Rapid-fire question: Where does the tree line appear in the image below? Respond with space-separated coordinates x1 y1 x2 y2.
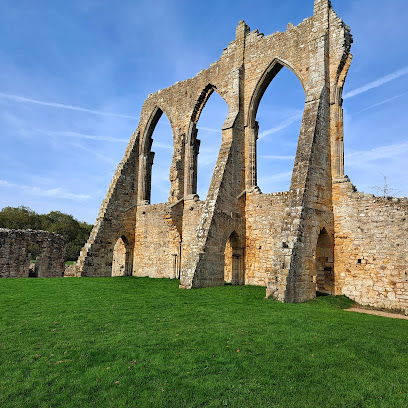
0 206 93 261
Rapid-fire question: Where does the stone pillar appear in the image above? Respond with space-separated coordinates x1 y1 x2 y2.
138 149 155 205
145 151 155 204
331 85 345 178
185 124 200 198
245 122 259 190
184 123 197 199
191 137 200 196
137 154 147 205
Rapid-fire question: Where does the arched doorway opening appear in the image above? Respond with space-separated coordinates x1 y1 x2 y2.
112 236 132 277
224 231 244 285
312 228 334 295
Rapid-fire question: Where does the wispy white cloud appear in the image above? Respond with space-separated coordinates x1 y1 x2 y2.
152 142 173 150
346 141 408 167
199 127 221 133
0 180 91 201
198 156 217 167
0 92 138 119
343 67 408 99
258 171 292 184
258 155 295 160
37 129 129 143
357 92 408 114
258 112 303 139
70 142 118 166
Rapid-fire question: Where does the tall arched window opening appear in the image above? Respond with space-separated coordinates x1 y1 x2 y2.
195 90 229 199
255 66 305 193
148 111 174 204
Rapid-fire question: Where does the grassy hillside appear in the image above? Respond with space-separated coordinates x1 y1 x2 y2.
0 277 407 407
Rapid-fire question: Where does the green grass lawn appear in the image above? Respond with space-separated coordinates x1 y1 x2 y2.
0 277 407 408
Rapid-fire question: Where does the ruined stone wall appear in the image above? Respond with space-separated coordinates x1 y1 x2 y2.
245 192 292 286
133 203 177 278
112 237 128 277
64 263 78 277
0 229 65 278
180 200 204 274
333 179 408 311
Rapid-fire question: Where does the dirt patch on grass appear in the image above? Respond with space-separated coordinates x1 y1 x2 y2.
346 306 408 320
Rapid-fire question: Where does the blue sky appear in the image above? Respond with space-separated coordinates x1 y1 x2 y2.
0 0 407 224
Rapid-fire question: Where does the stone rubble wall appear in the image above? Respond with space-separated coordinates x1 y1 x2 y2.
133 203 177 278
64 263 78 277
0 229 65 278
333 180 408 311
245 192 292 286
112 237 128 277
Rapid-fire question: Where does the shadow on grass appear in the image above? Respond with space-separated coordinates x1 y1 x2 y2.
306 294 356 310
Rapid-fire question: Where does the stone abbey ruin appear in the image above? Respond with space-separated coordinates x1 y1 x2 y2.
72 0 408 310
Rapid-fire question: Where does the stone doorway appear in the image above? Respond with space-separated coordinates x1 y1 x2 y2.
312 228 334 295
28 243 39 278
224 231 244 285
112 236 132 277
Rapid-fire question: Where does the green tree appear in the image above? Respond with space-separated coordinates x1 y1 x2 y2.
0 206 42 230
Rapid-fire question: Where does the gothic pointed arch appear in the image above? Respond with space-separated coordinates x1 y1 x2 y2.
112 235 133 277
138 106 175 204
245 58 306 192
224 230 245 285
310 227 334 296
184 84 229 198
247 58 306 129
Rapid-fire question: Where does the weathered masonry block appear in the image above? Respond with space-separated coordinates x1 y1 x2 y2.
0 229 65 278
77 0 408 311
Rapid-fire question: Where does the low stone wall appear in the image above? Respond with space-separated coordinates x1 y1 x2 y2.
0 229 65 278
333 180 408 311
64 263 80 277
